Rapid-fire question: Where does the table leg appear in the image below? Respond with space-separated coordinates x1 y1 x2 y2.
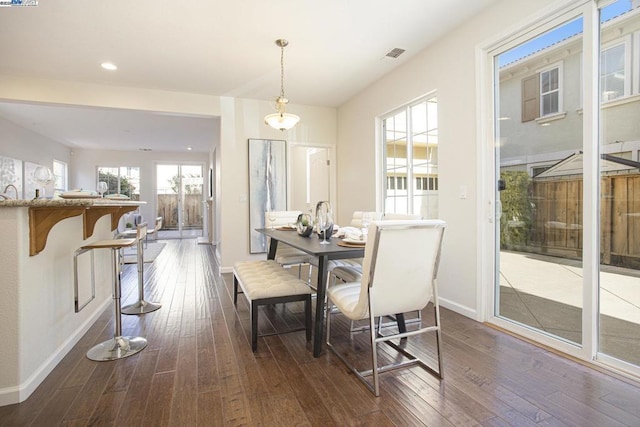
396 313 407 334
313 255 329 357
267 238 278 260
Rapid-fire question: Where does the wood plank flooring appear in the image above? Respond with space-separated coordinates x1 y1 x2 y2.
1 239 639 426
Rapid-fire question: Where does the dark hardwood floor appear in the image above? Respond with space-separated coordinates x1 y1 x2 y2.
1 239 639 426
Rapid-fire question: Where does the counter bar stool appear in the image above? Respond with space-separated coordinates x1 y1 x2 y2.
121 223 161 315
81 237 147 361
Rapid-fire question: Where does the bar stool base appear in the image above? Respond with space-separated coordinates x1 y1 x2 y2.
121 300 162 315
87 336 147 361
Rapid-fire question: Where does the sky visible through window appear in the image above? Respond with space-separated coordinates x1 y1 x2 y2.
498 0 632 67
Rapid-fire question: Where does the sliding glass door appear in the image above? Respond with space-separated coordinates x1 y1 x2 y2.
598 0 640 370
494 15 585 345
490 0 640 377
156 164 204 238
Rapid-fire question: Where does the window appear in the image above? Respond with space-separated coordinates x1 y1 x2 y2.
52 160 67 191
601 38 629 101
520 63 563 121
97 166 140 200
416 176 438 190
540 65 560 116
382 94 438 218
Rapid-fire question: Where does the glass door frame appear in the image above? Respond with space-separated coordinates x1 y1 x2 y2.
478 0 600 365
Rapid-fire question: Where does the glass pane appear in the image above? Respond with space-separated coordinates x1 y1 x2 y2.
601 44 625 100
599 0 640 368
181 165 203 232
384 111 408 214
98 167 119 195
157 164 180 231
411 96 438 218
119 166 140 200
495 16 583 344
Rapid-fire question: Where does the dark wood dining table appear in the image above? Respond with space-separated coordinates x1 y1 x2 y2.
256 227 365 357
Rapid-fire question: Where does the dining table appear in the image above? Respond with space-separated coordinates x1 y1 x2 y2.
256 227 366 357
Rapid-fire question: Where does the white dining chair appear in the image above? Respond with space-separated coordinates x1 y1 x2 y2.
265 211 318 283
382 212 422 220
327 211 382 281
325 219 446 396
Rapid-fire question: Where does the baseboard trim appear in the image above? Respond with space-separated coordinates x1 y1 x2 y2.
439 297 477 320
0 297 111 407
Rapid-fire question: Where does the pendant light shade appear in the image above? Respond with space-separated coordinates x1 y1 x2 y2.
265 39 300 131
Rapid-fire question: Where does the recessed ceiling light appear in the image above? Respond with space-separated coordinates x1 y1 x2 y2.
101 62 117 71
187 146 192 151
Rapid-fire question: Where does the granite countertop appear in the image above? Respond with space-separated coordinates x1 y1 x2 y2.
0 198 145 208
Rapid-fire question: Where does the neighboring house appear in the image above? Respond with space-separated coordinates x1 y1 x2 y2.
499 6 640 176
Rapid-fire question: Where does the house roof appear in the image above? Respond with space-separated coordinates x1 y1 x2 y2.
534 152 640 180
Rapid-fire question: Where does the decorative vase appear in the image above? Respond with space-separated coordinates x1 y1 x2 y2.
296 213 314 237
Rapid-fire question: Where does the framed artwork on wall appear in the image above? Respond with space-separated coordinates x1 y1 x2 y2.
0 156 23 198
248 138 287 253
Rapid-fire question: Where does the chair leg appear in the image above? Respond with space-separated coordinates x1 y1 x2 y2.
251 301 258 351
370 313 380 397
305 295 312 342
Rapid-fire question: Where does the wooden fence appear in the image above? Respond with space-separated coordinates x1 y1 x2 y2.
157 194 203 230
509 175 640 268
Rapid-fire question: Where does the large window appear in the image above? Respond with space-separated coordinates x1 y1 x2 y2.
381 95 438 219
97 166 140 200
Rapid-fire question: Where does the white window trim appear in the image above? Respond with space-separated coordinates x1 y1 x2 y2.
633 31 640 95
600 34 631 101
538 61 564 117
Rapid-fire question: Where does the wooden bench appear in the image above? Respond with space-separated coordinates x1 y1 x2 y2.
233 260 312 351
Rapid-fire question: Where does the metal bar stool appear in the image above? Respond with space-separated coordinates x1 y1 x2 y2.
121 222 161 315
80 237 147 361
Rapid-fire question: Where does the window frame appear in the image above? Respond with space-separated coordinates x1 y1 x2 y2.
538 62 563 117
97 166 141 200
380 93 438 217
600 35 631 101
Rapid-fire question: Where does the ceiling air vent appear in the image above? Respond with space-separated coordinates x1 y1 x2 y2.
385 48 406 59
139 148 152 151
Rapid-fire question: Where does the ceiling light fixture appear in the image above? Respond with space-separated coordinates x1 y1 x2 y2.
264 39 300 131
101 62 117 71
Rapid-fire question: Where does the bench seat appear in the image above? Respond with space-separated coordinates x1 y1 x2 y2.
233 260 312 351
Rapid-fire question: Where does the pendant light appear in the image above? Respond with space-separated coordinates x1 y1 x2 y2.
264 39 300 131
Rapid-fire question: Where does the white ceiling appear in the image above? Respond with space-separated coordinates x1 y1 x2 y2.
0 0 499 153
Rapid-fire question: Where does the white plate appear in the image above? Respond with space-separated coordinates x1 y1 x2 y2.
104 194 130 200
343 237 366 245
60 193 100 199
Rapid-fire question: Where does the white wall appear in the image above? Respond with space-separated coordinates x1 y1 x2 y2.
0 115 72 185
0 77 337 273
218 97 336 269
336 0 559 318
70 148 209 224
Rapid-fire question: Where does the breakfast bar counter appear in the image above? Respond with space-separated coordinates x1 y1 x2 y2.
0 199 144 405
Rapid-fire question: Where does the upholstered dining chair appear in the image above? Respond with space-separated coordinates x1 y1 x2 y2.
327 211 382 282
325 219 446 396
264 211 318 283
